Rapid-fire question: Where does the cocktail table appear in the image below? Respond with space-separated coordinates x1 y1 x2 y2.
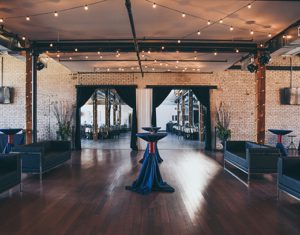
268 129 292 156
140 127 163 163
126 132 175 194
0 128 23 153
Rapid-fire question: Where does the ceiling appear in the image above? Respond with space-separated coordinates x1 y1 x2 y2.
1 0 300 73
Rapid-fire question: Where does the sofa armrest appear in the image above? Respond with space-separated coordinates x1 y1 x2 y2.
247 148 280 169
279 157 300 175
50 141 71 152
0 153 21 172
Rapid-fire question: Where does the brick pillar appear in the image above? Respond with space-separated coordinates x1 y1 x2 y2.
25 51 32 144
255 50 266 144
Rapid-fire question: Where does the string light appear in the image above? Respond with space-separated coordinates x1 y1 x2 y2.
97 51 101 54
219 19 223 24
214 51 218 56
0 18 3 23
84 5 89 11
194 56 197 60
247 4 252 9
69 57 72 60
56 53 60 58
75 48 78 52
161 46 165 50
235 48 239 53
268 33 272 38
152 3 156 8
197 30 201 35
50 43 53 47
207 20 211 25
177 40 181 44
230 26 234 31
250 30 254 35
26 16 30 21
54 11 59 17
22 36 26 40
100 55 103 59
182 13 186 18
85 56 89 59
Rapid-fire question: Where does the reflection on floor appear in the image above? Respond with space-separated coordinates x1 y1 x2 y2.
81 132 204 150
1 149 300 235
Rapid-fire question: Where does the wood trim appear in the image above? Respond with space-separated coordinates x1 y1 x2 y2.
255 51 266 144
25 51 32 144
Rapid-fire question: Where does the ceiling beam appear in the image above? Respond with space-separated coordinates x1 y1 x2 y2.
30 39 257 54
59 59 228 63
124 0 143 77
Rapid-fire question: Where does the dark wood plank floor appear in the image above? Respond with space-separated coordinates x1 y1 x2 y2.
1 149 300 235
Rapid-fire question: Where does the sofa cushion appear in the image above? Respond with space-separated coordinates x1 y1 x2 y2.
230 151 246 159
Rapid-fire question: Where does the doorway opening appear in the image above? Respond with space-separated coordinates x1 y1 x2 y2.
156 89 208 149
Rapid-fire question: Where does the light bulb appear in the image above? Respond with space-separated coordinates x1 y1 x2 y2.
250 30 254 35
247 4 252 9
26 16 30 21
50 43 53 47
219 19 223 23
235 49 239 53
197 30 201 35
0 18 3 23
182 13 186 18
84 5 89 11
152 3 156 8
268 33 272 38
75 48 78 52
194 56 197 60
207 20 211 25
85 56 89 59
97 51 100 54
161 46 165 50
69 57 72 60
54 11 58 17
214 51 217 56
22 36 26 40
230 26 234 31
178 40 181 44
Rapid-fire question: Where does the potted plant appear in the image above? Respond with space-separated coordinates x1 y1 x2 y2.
216 102 231 148
52 102 74 141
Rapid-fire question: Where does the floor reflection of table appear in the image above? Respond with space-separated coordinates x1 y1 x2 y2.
0 128 23 153
268 129 292 156
126 132 175 194
140 127 163 164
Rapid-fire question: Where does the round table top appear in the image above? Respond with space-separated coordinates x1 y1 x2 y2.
268 129 292 136
137 132 167 142
142 127 161 133
0 128 23 135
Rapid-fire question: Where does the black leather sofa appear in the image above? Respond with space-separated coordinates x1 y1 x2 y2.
224 141 280 186
278 157 300 200
13 141 71 180
0 153 21 193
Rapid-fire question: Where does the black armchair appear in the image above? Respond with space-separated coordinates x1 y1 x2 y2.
224 141 280 186
278 157 300 200
13 141 71 181
0 153 21 193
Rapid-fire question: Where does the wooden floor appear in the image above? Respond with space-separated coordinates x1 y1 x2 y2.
1 149 300 235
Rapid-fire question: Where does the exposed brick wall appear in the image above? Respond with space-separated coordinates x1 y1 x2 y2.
1 53 300 148
265 56 300 147
0 54 76 141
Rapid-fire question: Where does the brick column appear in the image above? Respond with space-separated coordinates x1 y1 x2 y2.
255 50 266 144
181 93 185 126
25 51 32 144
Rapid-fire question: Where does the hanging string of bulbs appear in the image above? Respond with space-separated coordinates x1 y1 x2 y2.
0 0 109 23
147 0 273 41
